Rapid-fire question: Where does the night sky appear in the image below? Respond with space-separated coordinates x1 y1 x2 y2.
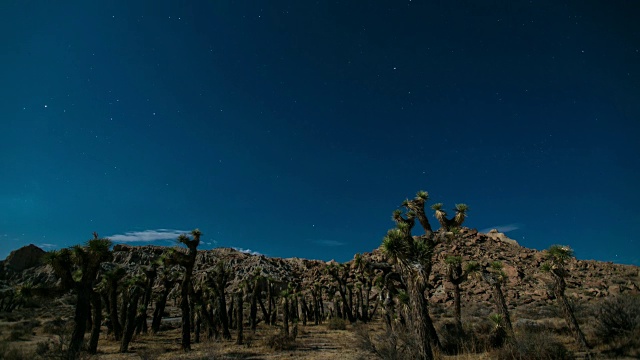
1 1 639 264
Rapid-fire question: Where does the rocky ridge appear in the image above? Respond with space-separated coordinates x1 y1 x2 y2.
1 229 638 320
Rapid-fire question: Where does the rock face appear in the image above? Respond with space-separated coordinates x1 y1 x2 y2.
3 244 46 272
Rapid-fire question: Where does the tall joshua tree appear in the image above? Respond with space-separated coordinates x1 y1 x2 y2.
212 261 232 340
444 256 472 330
166 229 201 351
136 262 158 334
430 203 468 231
468 261 514 338
102 266 126 340
236 288 244 345
541 245 590 349
119 275 145 353
46 233 112 359
151 267 179 334
382 190 453 359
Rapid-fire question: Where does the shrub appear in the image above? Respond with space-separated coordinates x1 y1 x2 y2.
595 294 640 357
327 317 347 330
265 332 297 351
492 331 574 360
438 321 488 355
42 317 66 334
7 320 40 341
0 341 30 360
595 293 640 341
354 324 422 360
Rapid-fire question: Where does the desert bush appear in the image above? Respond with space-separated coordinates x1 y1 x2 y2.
595 293 640 357
438 321 489 355
0 341 31 360
7 319 40 341
354 324 422 360
137 346 165 360
514 318 544 333
42 317 66 334
265 331 297 351
327 317 347 330
36 320 73 360
491 331 574 360
595 293 640 341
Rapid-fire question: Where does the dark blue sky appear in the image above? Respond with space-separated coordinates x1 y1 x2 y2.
1 1 639 264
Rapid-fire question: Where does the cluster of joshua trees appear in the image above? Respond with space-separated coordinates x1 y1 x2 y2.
38 190 588 360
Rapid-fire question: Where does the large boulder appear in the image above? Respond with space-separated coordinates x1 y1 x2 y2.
3 244 46 272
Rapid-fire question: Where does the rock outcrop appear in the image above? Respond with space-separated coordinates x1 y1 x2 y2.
3 244 46 272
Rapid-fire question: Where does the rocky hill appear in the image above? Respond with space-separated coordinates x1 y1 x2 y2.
2 228 638 318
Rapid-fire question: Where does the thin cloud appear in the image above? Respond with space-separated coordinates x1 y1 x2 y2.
37 243 58 250
108 229 190 242
480 223 522 234
312 239 345 247
232 247 262 256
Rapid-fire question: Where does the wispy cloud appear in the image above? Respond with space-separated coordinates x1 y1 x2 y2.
37 243 58 250
312 239 345 247
480 223 522 234
108 229 190 243
232 247 262 256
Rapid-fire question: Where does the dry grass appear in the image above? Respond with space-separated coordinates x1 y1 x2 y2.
1 294 639 360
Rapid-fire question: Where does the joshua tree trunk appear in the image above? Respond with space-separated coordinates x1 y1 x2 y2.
227 296 235 329
250 283 258 331
236 291 244 345
119 290 129 335
180 277 192 350
453 283 461 329
136 267 156 335
120 287 142 353
300 295 309 325
282 296 290 336
490 282 514 338
109 284 123 340
258 296 269 326
383 292 394 332
88 290 102 354
552 271 589 349
151 280 172 334
194 312 201 343
406 270 434 360
69 287 91 360
219 291 232 339
267 281 273 325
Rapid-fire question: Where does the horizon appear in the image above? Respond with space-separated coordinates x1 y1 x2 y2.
0 225 634 266
1 1 638 265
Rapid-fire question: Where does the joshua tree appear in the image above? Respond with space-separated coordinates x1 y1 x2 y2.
46 233 112 359
102 266 126 340
354 253 377 322
211 261 232 340
326 264 356 323
281 288 291 336
135 262 158 334
236 289 244 345
119 276 145 353
430 203 468 231
444 256 472 330
165 229 201 351
249 274 261 331
382 190 452 359
468 261 514 338
151 267 179 334
541 245 590 349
